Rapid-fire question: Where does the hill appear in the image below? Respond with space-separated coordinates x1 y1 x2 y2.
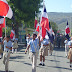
48 12 72 33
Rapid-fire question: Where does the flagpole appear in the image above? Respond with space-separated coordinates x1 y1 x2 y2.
43 0 45 5
70 17 71 35
35 11 36 32
5 18 6 38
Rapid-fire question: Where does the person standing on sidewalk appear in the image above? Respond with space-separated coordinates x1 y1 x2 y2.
12 36 18 53
25 34 40 72
49 42 54 56
26 34 32 53
64 38 69 57
39 38 49 66
3 36 12 72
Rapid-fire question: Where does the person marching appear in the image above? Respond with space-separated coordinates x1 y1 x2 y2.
3 36 12 72
25 34 40 72
26 34 32 57
39 38 49 66
68 36 72 67
12 36 18 53
64 38 69 57
0 38 3 59
49 42 54 56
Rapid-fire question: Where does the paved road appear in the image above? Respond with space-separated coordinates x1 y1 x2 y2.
0 46 72 72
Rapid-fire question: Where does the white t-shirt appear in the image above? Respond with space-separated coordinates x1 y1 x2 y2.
41 39 49 47
64 40 68 45
4 40 13 51
26 37 32 45
68 40 72 46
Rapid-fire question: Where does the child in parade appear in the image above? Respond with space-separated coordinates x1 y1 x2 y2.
64 38 69 57
26 34 32 58
25 34 40 72
68 37 72 67
39 38 49 66
3 36 12 72
12 36 18 53
49 42 54 56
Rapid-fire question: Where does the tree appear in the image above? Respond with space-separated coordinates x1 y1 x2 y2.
6 0 43 35
50 21 58 34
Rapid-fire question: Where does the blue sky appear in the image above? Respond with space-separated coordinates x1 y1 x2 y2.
40 0 72 13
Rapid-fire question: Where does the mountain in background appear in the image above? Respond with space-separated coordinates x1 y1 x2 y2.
48 12 72 33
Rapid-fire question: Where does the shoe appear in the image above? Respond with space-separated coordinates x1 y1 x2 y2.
0 55 2 59
5 70 8 72
39 63 42 65
70 65 72 67
42 63 45 66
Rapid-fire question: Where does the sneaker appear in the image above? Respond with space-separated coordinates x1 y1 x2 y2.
39 63 42 65
0 55 2 59
70 65 72 67
42 63 45 66
5 70 8 72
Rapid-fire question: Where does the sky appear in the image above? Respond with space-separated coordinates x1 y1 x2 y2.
40 0 72 13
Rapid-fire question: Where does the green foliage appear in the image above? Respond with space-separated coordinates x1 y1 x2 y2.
50 21 58 34
6 0 43 35
2 27 11 37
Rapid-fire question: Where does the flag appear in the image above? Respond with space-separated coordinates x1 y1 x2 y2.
57 30 61 33
10 30 15 40
40 4 49 30
65 21 70 35
0 26 2 38
46 22 54 44
0 23 2 38
0 0 13 19
38 26 46 39
36 23 40 32
38 4 49 39
0 16 4 38
0 16 5 28
0 16 4 24
34 16 38 28
65 21 70 40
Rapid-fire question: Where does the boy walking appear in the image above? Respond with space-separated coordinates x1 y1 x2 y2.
25 34 40 72
3 36 12 72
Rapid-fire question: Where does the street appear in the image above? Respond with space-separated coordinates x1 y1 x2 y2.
0 46 72 72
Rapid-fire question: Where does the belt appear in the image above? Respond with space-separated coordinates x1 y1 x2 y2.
32 52 36 53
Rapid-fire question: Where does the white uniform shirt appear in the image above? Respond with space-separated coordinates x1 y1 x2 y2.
64 40 68 45
29 39 39 52
68 40 72 46
41 39 49 47
26 37 32 45
4 40 12 51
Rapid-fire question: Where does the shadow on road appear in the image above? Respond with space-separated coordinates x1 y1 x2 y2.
47 66 72 71
54 47 65 52
10 56 24 59
24 62 32 66
0 71 14 72
48 60 60 62
52 55 66 58
10 59 25 63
